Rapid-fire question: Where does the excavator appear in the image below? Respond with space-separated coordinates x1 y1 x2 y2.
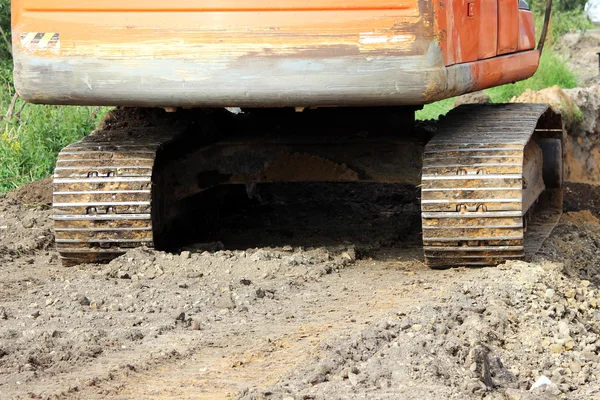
11 0 564 267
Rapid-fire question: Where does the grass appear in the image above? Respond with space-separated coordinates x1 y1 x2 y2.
0 59 109 192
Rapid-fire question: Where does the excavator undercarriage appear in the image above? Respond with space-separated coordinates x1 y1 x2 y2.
53 104 564 267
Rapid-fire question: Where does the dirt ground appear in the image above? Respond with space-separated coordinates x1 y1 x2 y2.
1 176 600 400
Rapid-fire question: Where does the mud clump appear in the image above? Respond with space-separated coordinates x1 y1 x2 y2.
7 176 53 205
0 180 54 260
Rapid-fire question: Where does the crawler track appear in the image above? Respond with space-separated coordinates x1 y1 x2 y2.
52 108 192 265
421 104 563 267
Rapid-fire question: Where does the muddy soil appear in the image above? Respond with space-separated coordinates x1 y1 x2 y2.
1 177 600 400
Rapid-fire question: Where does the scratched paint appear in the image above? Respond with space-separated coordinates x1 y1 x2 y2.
11 0 541 108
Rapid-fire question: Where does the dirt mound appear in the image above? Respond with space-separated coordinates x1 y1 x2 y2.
243 258 600 400
0 194 54 261
511 85 600 184
511 85 581 129
454 91 490 107
7 176 53 205
559 31 600 85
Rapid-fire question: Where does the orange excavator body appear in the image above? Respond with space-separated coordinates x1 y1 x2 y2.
12 0 538 107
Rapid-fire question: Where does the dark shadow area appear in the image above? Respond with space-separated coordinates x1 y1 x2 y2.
162 182 422 255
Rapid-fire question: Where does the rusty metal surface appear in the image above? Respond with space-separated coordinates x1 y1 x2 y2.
421 104 563 267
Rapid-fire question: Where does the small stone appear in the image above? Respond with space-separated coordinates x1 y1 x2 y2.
558 321 570 338
175 312 186 322
565 289 576 299
178 283 189 289
549 344 563 354
215 295 235 310
530 375 552 391
240 279 252 286
545 289 556 300
30 311 40 319
564 340 575 350
570 363 582 374
77 295 90 306
282 245 293 252
256 288 266 299
89 302 98 310
412 324 423 332
191 320 201 331
582 280 591 288
504 388 523 400
181 251 191 259
348 372 360 386
282 397 294 400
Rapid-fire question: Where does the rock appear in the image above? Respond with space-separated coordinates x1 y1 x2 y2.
348 371 360 387
30 311 40 319
549 344 564 353
215 295 235 310
412 324 423 332
530 375 552 391
341 248 356 262
282 245 293 252
77 295 90 306
564 340 575 351
545 289 556 300
191 320 201 331
503 388 524 400
180 251 191 259
558 321 571 338
256 288 266 299
175 312 186 322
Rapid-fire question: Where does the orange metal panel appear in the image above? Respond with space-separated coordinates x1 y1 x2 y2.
478 0 498 59
468 49 538 91
437 0 499 67
497 0 519 54
19 0 417 11
443 0 480 64
12 0 426 59
518 9 535 51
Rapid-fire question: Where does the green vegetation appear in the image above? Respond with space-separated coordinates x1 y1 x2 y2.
0 1 107 192
416 0 589 121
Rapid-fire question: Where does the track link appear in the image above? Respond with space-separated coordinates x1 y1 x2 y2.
421 103 563 267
